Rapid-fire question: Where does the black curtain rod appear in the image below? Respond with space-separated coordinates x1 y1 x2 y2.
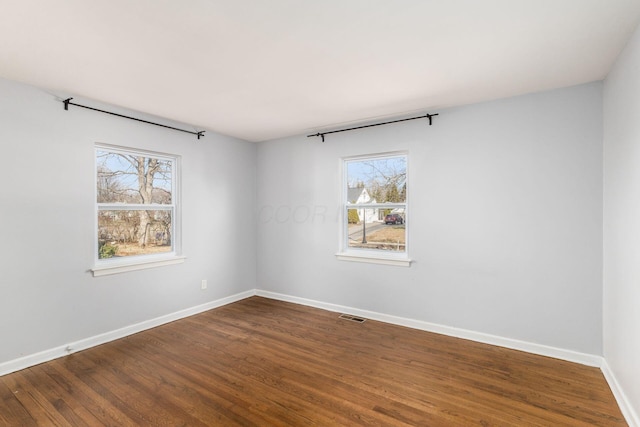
62 98 205 140
307 112 438 142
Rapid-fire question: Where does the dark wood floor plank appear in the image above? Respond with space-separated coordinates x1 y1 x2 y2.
21 366 103 426
98 339 260 426
136 326 365 426
2 371 72 426
0 296 627 426
71 347 207 427
232 324 561 426
0 377 38 426
41 362 139 427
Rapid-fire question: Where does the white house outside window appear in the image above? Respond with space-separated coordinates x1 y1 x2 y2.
338 152 410 267
92 144 183 276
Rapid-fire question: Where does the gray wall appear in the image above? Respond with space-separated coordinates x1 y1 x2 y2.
604 22 640 421
0 77 257 364
257 83 604 355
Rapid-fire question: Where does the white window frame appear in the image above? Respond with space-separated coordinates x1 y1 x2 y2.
91 143 184 276
336 151 411 267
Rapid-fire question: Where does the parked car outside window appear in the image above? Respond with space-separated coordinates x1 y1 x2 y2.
384 213 404 225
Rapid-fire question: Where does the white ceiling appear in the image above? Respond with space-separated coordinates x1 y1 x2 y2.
1 1 640 142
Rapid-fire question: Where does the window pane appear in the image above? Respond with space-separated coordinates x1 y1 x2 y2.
97 151 172 204
347 208 406 252
98 210 172 258
344 154 407 254
346 156 406 204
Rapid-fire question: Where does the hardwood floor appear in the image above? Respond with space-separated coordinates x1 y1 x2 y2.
0 296 626 426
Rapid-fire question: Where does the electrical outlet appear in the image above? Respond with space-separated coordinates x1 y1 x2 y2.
201 279 207 290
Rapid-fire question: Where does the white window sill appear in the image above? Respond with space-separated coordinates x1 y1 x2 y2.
335 252 412 267
91 255 186 277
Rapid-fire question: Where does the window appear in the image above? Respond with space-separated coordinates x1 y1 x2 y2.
92 144 183 276
338 152 410 266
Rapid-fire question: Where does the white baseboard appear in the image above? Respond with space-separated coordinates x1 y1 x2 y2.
0 289 255 377
0 289 602 376
2 288 633 427
255 290 604 367
601 360 640 427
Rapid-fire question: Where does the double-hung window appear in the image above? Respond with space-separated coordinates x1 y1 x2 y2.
92 144 183 276
337 152 410 266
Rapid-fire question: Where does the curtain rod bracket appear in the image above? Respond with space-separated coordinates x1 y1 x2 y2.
61 98 205 140
307 112 438 142
309 132 325 142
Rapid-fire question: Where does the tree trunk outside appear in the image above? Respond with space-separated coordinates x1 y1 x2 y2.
138 211 152 247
